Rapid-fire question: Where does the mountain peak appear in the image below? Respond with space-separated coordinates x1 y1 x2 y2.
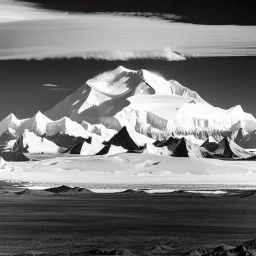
114 65 135 73
5 113 17 121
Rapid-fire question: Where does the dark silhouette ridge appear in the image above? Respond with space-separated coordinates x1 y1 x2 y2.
85 248 135 255
127 144 146 154
96 144 111 156
65 141 84 155
167 138 189 157
119 189 149 197
201 138 220 152
233 128 256 149
12 135 29 153
153 140 163 147
163 136 176 147
0 129 18 151
45 185 93 194
152 139 166 148
201 137 256 160
45 132 91 148
0 152 30 162
213 138 236 158
103 126 141 151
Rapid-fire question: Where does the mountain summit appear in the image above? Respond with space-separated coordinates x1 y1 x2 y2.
45 66 207 120
43 66 256 141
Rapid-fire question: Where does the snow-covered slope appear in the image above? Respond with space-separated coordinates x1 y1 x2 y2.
81 121 117 141
45 117 90 138
80 137 104 156
168 104 256 136
143 143 170 156
13 130 61 154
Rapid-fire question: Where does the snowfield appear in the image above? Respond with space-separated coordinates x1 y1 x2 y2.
1 153 256 186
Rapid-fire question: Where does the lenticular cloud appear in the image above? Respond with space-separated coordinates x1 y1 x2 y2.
0 46 186 61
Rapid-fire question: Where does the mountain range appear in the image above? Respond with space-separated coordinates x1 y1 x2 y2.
0 66 256 160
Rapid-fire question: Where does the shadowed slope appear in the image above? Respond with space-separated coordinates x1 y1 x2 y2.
45 132 91 148
103 126 141 151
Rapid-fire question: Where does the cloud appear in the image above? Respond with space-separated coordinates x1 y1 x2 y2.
41 84 73 91
49 87 73 91
42 84 59 87
0 0 70 23
0 10 255 60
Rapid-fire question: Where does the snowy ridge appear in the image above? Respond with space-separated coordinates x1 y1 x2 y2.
81 121 117 141
0 112 52 137
0 113 18 136
45 117 90 138
166 104 256 139
168 80 207 104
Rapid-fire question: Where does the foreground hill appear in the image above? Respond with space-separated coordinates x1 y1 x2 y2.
1 183 256 255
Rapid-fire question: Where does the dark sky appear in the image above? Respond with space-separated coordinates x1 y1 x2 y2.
16 0 256 25
0 57 255 119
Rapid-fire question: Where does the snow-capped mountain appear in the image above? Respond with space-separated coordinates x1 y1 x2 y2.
43 66 256 141
1 65 256 154
45 66 207 121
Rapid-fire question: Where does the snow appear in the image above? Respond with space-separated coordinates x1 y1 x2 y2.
143 143 170 156
44 66 207 122
81 121 117 141
86 66 138 97
2 154 256 186
128 129 155 146
45 117 90 138
80 141 104 156
128 94 193 120
167 103 256 136
21 130 61 154
105 145 127 156
168 80 208 104
0 156 13 171
0 111 52 137
181 135 205 146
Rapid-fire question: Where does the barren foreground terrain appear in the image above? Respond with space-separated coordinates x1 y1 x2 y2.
0 181 256 255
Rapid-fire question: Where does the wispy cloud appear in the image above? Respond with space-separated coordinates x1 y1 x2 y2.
42 84 73 91
42 84 59 87
49 88 74 91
